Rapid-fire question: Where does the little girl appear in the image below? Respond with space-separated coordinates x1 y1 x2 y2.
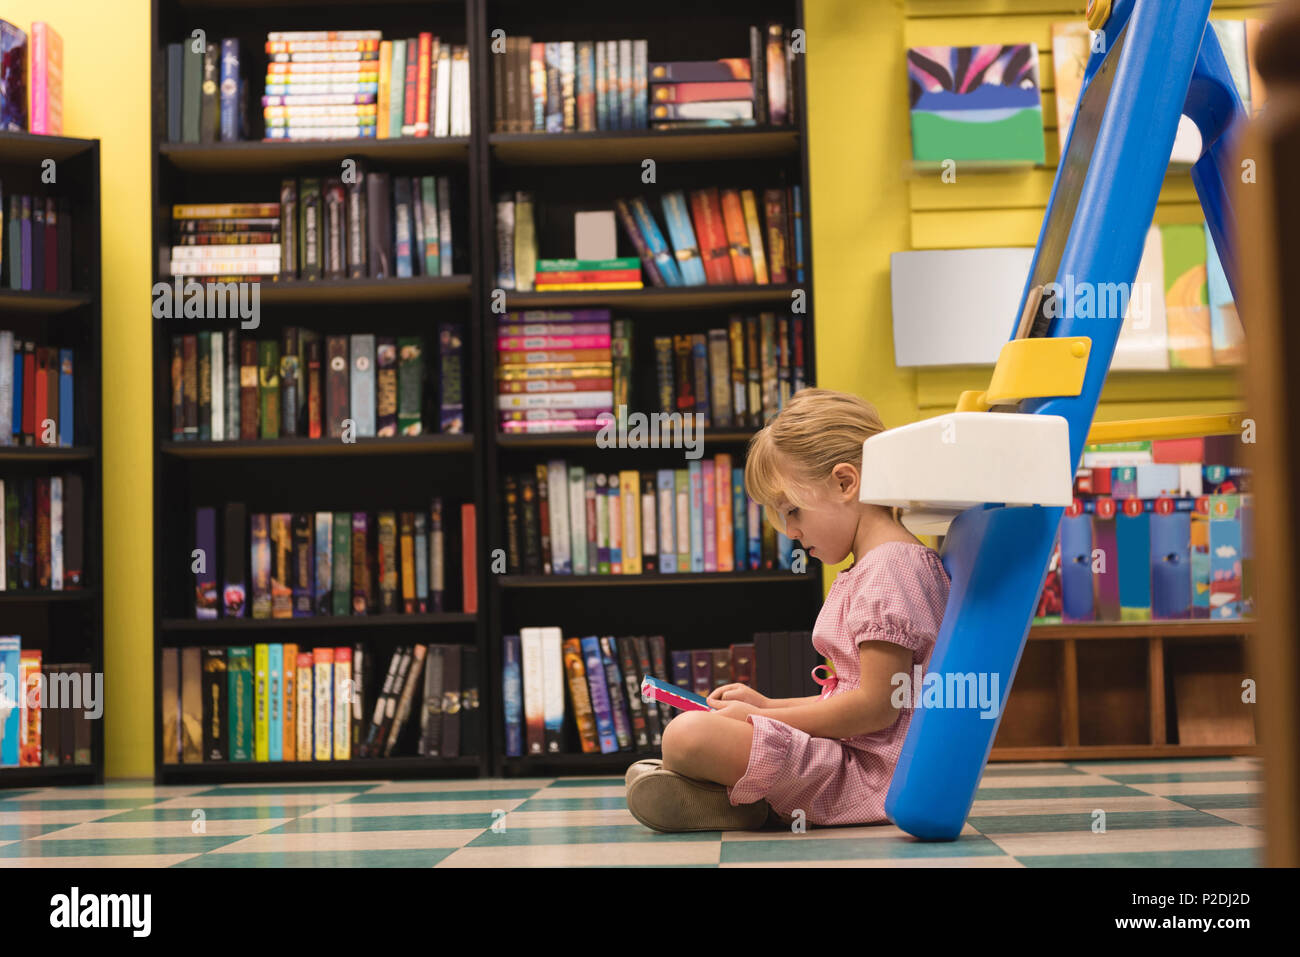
625 388 951 832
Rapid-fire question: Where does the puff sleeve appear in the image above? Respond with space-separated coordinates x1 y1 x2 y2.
843 546 950 654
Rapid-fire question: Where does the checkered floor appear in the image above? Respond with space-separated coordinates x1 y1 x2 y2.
0 756 1264 866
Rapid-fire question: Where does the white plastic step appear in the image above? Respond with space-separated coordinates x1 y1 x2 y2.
859 412 1075 535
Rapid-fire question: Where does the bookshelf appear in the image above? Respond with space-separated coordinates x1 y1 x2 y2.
0 131 104 787
148 0 487 783
475 0 823 775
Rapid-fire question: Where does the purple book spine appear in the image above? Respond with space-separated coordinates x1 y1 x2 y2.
21 197 32 291
581 636 619 753
691 650 712 697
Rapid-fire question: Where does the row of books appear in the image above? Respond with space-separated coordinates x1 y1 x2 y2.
1033 459 1254 624
908 19 1268 167
168 173 463 281
652 315 808 428
494 37 649 133
495 186 804 291
501 458 803 577
495 309 620 434
1 474 85 591
165 36 245 144
0 642 91 768
168 325 465 442
191 501 477 619
1 334 76 446
503 629 818 757
3 193 75 293
0 20 62 134
160 642 480 763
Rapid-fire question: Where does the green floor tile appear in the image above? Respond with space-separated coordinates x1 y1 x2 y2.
173 848 456 868
97 806 318 823
1098 771 1262 783
513 796 631 811
974 785 1144 801
1165 793 1260 810
468 824 715 846
979 767 1088 777
188 785 375 797
968 809 1238 834
0 823 88 841
268 813 494 833
0 798 164 811
0 834 246 857
545 778 626 787
721 835 1009 863
1020 848 1262 867
341 789 539 804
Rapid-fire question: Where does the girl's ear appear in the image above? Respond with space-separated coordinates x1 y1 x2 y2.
831 462 860 502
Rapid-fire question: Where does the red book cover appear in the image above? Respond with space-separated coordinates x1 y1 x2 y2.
34 348 50 446
415 33 432 136
719 189 755 284
460 503 477 613
497 377 613 394
403 38 418 133
306 337 322 438
651 81 754 104
533 269 641 284
22 345 35 439
763 188 789 284
688 188 735 286
239 340 259 439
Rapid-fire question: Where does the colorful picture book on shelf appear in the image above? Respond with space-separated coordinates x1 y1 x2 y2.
0 639 92 767
0 473 85 591
159 642 480 763
906 44 1045 165
1 333 77 447
1031 443 1253 624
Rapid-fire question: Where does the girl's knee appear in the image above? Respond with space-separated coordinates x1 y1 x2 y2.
661 710 710 763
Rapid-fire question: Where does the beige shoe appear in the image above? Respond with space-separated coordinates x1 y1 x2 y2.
626 767 771 832
624 758 663 788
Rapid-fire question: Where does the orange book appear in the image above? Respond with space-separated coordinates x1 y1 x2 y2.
562 638 600 753
688 188 735 285
34 348 49 446
461 503 477 614
415 33 432 136
377 41 392 138
719 190 755 284
19 650 42 766
715 454 734 571
282 643 298 762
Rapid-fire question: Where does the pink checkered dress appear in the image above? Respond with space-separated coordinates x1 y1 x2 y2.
727 541 951 826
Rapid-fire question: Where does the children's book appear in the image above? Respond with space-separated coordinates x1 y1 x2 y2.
641 674 716 712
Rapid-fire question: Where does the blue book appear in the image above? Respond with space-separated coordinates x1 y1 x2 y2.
11 343 22 437
598 636 633 749
777 530 792 570
581 636 619 753
314 512 332 615
349 334 376 436
1150 507 1191 619
1060 510 1095 621
607 477 622 571
393 177 414 278
503 634 523 757
268 644 283 761
688 461 704 572
659 191 707 285
671 650 692 695
0 636 20 766
747 495 761 571
619 39 634 130
627 197 683 286
1116 504 1151 618
219 39 240 142
656 469 676 572
58 349 73 446
790 184 804 282
414 512 429 609
595 41 608 130
732 468 746 570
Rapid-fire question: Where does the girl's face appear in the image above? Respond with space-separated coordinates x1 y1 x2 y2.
777 468 860 566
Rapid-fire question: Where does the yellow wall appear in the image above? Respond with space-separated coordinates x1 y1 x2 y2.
10 0 154 778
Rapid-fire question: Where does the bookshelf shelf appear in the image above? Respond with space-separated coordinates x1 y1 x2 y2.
500 752 660 775
0 290 94 314
0 588 98 605
494 428 758 449
500 572 814 588
0 446 97 463
504 284 804 310
259 275 473 304
489 128 800 166
0 132 103 788
159 137 471 174
160 435 474 459
1029 620 1256 640
161 612 477 631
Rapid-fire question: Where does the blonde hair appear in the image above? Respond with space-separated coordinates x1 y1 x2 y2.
745 388 891 534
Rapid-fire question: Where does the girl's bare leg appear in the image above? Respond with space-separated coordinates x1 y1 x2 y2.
660 710 755 787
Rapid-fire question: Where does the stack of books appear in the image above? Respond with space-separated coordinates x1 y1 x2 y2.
493 38 649 133
0 473 86 591
653 314 807 428
497 309 615 434
160 642 481 763
374 34 470 139
167 324 464 443
168 202 282 280
165 36 246 143
0 640 91 767
533 257 642 292
263 30 382 141
191 499 476 619
501 457 804 576
1 333 76 446
277 171 460 280
4 195 74 292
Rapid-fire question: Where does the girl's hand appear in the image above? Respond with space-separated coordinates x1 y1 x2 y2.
712 699 763 723
707 683 769 709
